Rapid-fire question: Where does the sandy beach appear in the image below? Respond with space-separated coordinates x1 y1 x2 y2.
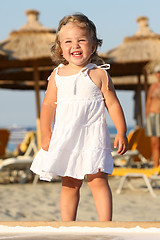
0 176 160 222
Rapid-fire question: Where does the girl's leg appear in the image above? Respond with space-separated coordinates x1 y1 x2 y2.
60 176 83 221
87 171 112 221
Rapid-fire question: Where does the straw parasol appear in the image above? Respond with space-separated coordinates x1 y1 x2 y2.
144 60 160 74
106 17 160 63
101 16 160 126
0 9 56 149
0 50 8 60
102 16 160 80
0 9 56 60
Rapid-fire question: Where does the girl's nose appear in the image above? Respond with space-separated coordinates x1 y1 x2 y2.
72 42 80 49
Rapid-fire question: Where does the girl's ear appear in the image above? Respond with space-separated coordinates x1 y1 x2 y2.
59 45 63 55
92 45 96 54
57 37 63 55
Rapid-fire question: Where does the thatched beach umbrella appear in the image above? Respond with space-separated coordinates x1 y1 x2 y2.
0 50 8 60
144 60 160 74
0 9 56 149
102 16 160 126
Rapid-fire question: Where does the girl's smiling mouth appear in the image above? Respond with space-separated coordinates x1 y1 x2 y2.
71 51 82 56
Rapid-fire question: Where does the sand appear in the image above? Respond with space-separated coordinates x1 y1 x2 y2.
0 176 160 222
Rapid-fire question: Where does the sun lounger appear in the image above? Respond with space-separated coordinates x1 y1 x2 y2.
0 156 33 183
13 131 37 157
112 150 139 167
112 166 160 197
0 131 38 183
112 128 152 167
0 129 10 158
127 128 152 165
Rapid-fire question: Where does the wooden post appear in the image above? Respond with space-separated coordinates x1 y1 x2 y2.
137 75 143 127
144 71 148 102
33 62 41 150
135 75 143 127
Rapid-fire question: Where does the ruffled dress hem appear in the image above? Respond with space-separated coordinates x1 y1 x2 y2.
30 147 113 181
31 166 113 182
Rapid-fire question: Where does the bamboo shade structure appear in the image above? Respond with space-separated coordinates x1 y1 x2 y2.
101 16 160 127
0 9 56 149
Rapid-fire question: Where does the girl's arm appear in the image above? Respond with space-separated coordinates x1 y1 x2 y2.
100 70 128 155
40 71 57 151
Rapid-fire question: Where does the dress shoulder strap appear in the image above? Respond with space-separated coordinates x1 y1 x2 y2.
82 63 111 90
47 64 64 81
97 64 111 90
97 63 110 70
54 64 64 75
84 63 110 70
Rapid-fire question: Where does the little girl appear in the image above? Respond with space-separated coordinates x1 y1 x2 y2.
30 13 128 221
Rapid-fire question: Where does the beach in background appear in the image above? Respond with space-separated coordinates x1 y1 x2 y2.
1 124 159 223
0 177 160 222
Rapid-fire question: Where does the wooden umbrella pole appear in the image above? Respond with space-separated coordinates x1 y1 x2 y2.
139 75 143 127
144 71 148 102
33 62 41 150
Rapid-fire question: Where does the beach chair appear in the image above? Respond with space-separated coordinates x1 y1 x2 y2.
13 131 37 157
111 128 157 197
0 131 38 183
112 166 160 197
112 150 139 167
112 128 152 167
128 128 152 165
0 129 10 158
0 156 33 183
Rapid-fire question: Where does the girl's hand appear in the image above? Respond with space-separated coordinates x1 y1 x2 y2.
114 134 128 155
41 132 52 151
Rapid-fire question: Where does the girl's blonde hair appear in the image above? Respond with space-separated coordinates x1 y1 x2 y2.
51 13 103 65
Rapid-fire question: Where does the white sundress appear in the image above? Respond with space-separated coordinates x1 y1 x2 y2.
30 63 113 181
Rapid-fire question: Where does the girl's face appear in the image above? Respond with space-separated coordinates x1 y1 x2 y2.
59 23 94 68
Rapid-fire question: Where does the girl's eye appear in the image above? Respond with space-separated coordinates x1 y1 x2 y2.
79 39 86 42
65 40 71 44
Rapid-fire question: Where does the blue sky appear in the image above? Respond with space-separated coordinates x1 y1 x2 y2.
0 0 159 128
